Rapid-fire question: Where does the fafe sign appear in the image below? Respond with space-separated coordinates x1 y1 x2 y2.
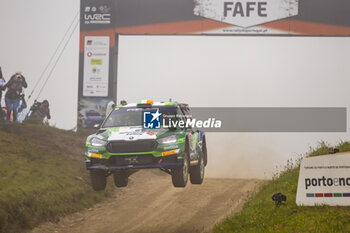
296 152 350 206
193 0 299 28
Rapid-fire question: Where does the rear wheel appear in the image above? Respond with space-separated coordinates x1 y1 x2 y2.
171 145 189 187
190 152 205 184
113 171 128 187
90 170 107 191
202 136 208 166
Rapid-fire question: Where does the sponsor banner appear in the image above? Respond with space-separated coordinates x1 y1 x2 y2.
78 0 116 129
296 153 350 206
83 5 112 25
105 0 350 36
80 0 115 31
193 0 298 28
83 36 110 97
79 0 350 38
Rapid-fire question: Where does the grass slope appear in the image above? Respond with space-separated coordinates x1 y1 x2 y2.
0 124 112 233
214 141 350 233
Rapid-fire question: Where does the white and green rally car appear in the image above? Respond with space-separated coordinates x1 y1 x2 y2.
85 100 208 191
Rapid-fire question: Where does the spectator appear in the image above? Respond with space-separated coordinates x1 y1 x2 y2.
26 100 51 124
4 72 27 122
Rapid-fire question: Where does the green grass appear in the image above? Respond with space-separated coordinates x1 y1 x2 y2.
0 124 112 233
214 141 350 233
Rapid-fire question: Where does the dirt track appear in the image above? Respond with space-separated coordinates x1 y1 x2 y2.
31 170 262 233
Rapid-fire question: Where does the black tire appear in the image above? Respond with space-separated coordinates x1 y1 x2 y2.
202 136 208 166
90 170 107 191
113 172 128 187
171 142 189 188
190 151 205 184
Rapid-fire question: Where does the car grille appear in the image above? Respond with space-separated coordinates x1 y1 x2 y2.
106 140 158 153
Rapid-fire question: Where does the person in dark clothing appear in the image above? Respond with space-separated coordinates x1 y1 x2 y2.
4 72 27 122
26 100 51 124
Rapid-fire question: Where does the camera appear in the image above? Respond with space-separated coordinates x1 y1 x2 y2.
272 192 287 207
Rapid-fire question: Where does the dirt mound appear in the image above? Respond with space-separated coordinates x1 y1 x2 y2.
0 124 87 160
0 124 111 233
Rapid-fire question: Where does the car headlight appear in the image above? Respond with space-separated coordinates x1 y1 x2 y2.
157 135 177 145
91 138 107 147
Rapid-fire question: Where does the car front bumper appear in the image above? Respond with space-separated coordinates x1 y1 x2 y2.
86 154 184 170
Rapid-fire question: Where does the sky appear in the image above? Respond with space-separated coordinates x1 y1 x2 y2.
1 0 350 178
0 0 80 129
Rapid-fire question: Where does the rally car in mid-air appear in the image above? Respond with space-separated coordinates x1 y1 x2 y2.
85 100 207 190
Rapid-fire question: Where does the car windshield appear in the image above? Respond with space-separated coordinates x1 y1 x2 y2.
102 107 176 128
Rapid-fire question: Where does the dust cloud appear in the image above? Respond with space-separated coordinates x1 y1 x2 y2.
205 133 281 179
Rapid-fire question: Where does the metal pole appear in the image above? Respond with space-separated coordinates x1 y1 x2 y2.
114 34 119 104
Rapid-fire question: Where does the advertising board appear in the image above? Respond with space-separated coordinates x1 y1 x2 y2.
297 153 350 206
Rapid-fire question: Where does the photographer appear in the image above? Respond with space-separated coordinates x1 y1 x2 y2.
26 100 50 124
4 72 28 122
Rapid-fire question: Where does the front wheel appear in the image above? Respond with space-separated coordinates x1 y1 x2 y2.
171 152 189 187
90 170 107 191
113 172 128 187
